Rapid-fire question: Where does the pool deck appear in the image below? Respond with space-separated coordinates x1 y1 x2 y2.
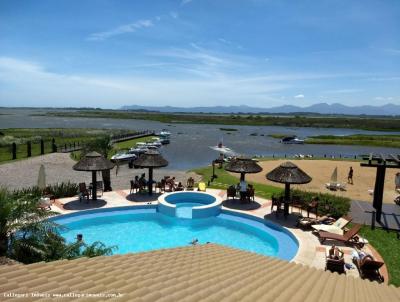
51 189 389 283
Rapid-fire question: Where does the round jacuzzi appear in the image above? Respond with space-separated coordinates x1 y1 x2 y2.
158 191 223 219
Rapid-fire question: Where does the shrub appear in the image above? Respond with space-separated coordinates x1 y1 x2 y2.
12 181 79 199
273 189 351 218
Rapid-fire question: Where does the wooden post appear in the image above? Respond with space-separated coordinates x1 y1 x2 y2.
92 171 97 200
373 165 386 222
40 139 44 155
148 167 153 195
52 138 57 152
284 183 290 217
12 143 16 160
27 141 31 157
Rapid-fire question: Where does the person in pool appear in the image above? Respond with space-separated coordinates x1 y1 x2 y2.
189 238 199 245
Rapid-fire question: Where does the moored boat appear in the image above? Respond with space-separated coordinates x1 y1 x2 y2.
111 150 138 162
281 136 305 144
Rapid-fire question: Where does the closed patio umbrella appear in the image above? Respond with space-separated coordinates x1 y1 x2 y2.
266 161 312 216
133 150 168 195
37 164 46 190
73 151 115 200
225 157 262 181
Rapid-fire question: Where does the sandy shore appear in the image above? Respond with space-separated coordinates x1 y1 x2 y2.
241 159 399 204
0 153 200 191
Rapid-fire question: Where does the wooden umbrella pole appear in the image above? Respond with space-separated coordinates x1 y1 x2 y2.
148 167 153 195
240 173 245 182
284 183 290 216
92 171 97 200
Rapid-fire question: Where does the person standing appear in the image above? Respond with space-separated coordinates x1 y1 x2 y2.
348 166 354 184
239 179 247 202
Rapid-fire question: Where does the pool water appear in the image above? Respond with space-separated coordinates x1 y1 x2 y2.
54 209 298 260
175 202 203 218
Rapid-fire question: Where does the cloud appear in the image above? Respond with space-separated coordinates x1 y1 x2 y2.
323 88 362 94
169 11 179 19
0 57 288 108
181 0 193 5
87 19 154 41
374 96 394 101
294 94 304 98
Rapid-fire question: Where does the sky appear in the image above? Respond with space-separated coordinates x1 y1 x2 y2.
0 0 399 109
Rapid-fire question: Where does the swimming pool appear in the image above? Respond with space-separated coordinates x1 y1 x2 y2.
52 206 299 261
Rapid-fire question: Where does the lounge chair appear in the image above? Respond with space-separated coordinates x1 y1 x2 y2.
312 216 352 235
318 224 362 245
353 254 384 282
198 182 206 192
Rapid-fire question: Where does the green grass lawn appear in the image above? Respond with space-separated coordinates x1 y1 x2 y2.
359 226 400 286
191 165 282 199
0 128 120 163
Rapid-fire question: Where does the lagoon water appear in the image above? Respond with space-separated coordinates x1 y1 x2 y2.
1 108 399 170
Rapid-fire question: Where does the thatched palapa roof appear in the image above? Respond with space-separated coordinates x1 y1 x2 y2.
225 157 262 174
266 161 312 184
133 150 168 168
73 151 115 171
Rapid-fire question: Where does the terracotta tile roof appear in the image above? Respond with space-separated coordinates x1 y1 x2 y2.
1 244 399 302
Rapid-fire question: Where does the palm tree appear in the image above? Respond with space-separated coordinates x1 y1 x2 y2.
1 188 116 263
82 136 113 191
0 188 56 257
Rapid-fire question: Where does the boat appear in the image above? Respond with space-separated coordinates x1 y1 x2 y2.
111 150 137 162
210 142 235 155
129 147 148 155
159 138 170 144
281 136 304 144
136 142 147 148
159 129 171 137
148 140 162 148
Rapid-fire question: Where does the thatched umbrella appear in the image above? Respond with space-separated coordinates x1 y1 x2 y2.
73 151 115 200
266 161 312 216
133 150 168 195
225 157 262 181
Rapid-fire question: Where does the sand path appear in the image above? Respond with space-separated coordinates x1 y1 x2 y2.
240 159 399 203
0 153 200 191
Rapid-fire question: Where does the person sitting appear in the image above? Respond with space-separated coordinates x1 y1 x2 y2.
189 238 199 245
247 184 255 202
239 179 248 202
352 248 384 282
166 177 176 191
138 174 147 192
328 245 344 260
186 177 195 190
325 245 345 274
176 182 184 191
307 197 319 217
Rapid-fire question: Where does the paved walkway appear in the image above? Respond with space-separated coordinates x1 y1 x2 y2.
51 189 389 283
351 199 400 230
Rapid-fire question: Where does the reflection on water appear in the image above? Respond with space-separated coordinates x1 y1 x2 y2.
1 108 399 170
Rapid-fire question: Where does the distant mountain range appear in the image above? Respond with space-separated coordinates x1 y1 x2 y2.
121 103 400 116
